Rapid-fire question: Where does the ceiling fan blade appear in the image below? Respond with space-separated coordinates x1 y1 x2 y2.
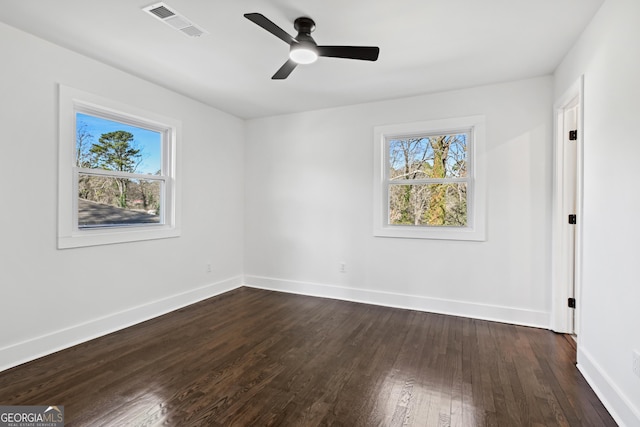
317 46 380 61
244 13 296 45
272 59 298 79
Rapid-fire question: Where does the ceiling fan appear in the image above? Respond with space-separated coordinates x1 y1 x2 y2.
244 13 380 79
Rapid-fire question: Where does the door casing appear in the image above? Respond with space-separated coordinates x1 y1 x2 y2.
551 76 584 335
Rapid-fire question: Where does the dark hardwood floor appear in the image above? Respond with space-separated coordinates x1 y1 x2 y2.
0 287 615 426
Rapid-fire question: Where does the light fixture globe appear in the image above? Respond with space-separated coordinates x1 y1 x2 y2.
289 42 318 64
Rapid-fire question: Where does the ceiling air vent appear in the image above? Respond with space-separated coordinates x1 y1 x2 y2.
143 2 208 37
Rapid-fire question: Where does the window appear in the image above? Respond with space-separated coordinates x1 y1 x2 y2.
373 116 486 240
58 85 181 248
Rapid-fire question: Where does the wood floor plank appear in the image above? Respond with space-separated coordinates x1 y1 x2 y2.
0 288 617 426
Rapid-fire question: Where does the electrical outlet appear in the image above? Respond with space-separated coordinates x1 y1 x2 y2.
339 262 346 273
633 350 640 378
206 263 212 273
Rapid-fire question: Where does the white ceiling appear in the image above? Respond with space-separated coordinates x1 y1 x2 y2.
0 0 603 119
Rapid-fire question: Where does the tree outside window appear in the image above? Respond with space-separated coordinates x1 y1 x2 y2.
75 112 164 229
388 133 468 227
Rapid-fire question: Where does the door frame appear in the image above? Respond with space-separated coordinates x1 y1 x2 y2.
551 76 584 334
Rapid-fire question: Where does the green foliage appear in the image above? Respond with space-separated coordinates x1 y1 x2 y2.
89 131 141 172
87 131 142 208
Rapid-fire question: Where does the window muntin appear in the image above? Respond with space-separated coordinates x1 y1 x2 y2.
373 116 486 241
58 85 180 248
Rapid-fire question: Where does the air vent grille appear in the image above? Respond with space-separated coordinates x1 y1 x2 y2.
142 2 208 38
148 5 174 19
164 15 191 30
180 26 205 37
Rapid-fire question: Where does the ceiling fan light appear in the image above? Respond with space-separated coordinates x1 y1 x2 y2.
289 46 318 64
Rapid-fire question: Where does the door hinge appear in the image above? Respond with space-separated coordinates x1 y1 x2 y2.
568 297 576 309
568 214 577 224
569 130 578 141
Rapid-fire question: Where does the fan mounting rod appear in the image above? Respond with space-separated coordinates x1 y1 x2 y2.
294 17 315 34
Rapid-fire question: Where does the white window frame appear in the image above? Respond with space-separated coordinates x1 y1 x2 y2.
58 85 181 248
373 115 486 241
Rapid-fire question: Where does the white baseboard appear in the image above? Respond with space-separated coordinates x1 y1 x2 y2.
0 275 243 373
243 275 550 328
577 347 640 427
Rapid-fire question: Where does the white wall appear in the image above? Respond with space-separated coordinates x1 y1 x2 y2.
0 22 245 371
554 0 640 424
245 76 553 327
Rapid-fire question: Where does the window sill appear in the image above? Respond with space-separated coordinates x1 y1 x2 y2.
58 225 180 249
374 224 485 241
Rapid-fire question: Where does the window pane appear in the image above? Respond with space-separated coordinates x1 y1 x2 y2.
389 133 468 180
388 183 467 226
78 174 162 228
76 113 162 175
